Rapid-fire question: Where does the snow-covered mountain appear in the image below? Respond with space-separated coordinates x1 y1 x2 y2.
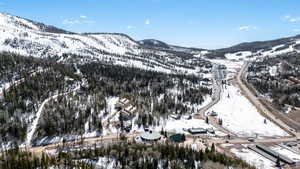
0 13 205 74
1 12 300 71
138 39 206 54
206 35 300 59
0 13 141 58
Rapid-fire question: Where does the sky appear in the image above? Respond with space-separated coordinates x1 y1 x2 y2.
1 0 300 49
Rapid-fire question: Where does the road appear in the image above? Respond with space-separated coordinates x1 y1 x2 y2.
236 62 300 139
197 65 223 114
24 130 297 156
26 133 139 155
193 64 235 135
2 62 300 168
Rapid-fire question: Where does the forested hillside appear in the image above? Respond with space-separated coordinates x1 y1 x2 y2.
0 52 212 146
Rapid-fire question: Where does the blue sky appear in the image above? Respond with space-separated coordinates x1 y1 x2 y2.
1 0 300 49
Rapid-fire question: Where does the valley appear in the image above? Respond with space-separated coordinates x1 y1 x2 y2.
1 12 300 169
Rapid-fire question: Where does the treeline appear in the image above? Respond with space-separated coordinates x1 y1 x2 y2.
0 146 93 169
248 53 300 108
0 52 81 143
34 90 105 143
60 142 256 169
80 62 211 126
0 52 211 145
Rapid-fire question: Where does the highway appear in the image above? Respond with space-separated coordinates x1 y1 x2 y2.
236 62 300 139
2 62 300 168
197 64 223 114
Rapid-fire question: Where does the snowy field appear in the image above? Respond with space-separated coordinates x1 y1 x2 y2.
230 147 276 169
209 84 288 137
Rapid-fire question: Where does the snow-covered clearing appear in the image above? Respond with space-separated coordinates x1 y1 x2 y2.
209 84 288 137
231 147 276 169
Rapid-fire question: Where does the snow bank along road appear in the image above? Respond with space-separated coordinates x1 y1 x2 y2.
237 62 300 139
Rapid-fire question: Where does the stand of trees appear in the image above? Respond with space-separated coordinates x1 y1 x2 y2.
0 52 80 143
0 147 93 169
58 142 256 169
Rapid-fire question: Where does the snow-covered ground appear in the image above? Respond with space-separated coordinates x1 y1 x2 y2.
231 147 276 169
155 118 214 134
209 59 243 80
0 82 10 92
78 158 117 169
225 51 252 60
209 84 288 137
271 145 300 162
25 85 81 146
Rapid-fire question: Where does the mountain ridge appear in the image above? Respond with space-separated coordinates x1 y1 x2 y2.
1 12 300 64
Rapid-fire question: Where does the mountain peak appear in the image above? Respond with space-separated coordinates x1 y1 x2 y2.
139 39 170 49
0 12 70 34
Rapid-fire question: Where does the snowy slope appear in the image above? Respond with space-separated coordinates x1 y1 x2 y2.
0 13 202 74
205 35 300 59
209 84 288 137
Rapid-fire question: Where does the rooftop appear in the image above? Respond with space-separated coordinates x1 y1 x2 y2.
140 131 162 141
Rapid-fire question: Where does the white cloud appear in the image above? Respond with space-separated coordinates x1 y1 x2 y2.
62 15 95 25
145 19 150 25
62 19 80 25
237 25 257 31
126 25 135 29
282 15 300 23
293 29 300 32
80 15 87 19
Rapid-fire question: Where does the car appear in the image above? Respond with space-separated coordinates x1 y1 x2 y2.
248 138 255 142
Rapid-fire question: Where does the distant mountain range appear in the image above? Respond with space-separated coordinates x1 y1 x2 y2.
0 12 300 69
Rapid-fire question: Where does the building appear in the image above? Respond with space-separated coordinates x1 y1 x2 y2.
188 128 208 135
248 144 296 166
139 131 162 142
209 111 218 116
169 134 186 143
